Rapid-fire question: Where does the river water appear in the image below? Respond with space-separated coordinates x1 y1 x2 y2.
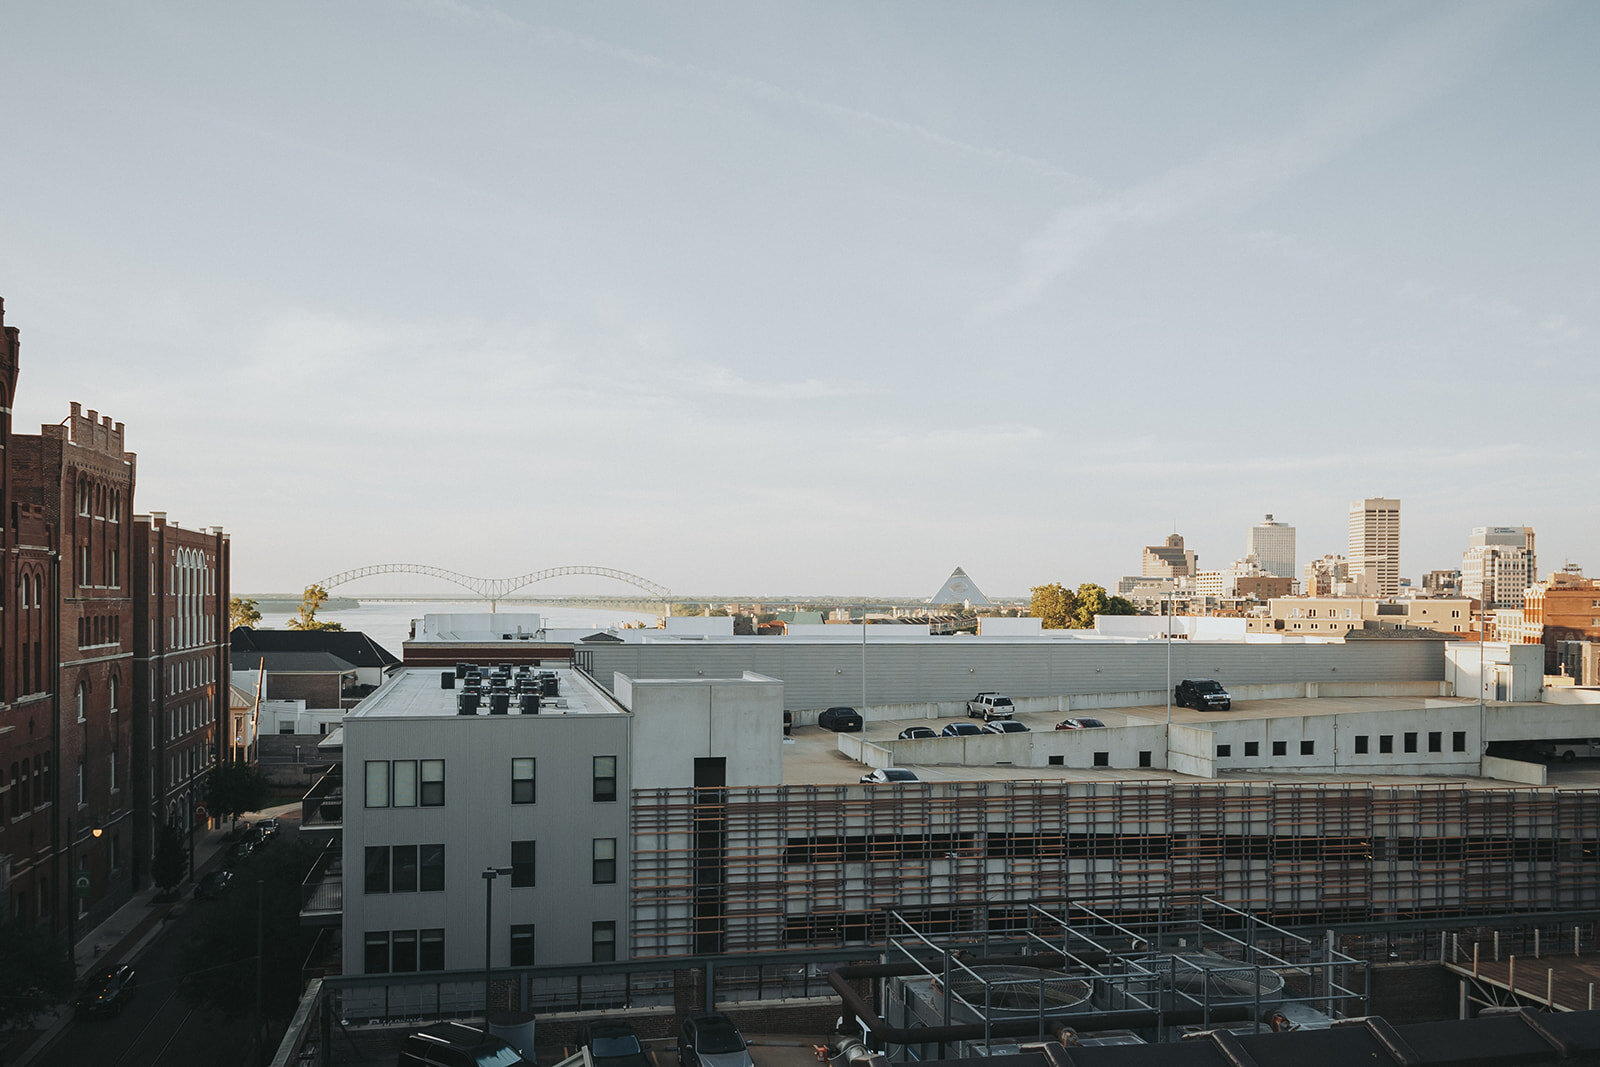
254 600 660 660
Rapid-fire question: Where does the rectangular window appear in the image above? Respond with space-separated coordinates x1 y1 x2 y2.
593 838 617 885
510 924 536 967
592 921 616 963
1272 741 1287 756
593 756 617 802
420 844 445 892
1355 735 1369 754
419 760 445 806
365 847 390 894
1244 742 1259 757
1428 731 1442 753
364 932 390 974
1138 750 1152 768
1216 744 1232 757
391 929 418 973
1047 754 1064 766
512 758 536 804
419 929 444 971
1092 751 1109 767
1380 735 1394 754
1300 740 1315 755
1404 732 1418 754
364 761 389 808
391 760 418 807
512 839 536 888
1452 731 1468 753
392 845 418 893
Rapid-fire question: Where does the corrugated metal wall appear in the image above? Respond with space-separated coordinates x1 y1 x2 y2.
586 639 1446 710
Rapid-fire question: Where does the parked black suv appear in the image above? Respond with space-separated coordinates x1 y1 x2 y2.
818 706 863 732
1174 679 1231 711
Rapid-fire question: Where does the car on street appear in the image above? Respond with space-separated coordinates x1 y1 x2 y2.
398 1021 529 1066
579 1021 653 1067
1055 718 1107 730
941 722 983 737
227 838 255 865
194 869 235 900
897 726 936 740
860 768 920 784
1174 679 1232 711
818 706 863 732
256 816 280 839
982 720 1030 734
966 693 1015 720
77 964 138 1018
678 1012 755 1067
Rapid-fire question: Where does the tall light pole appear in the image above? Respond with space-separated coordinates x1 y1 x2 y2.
1165 585 1175 725
860 612 867 713
64 818 103 979
482 865 512 1023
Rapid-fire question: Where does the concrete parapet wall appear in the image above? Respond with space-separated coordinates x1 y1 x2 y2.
1482 755 1548 785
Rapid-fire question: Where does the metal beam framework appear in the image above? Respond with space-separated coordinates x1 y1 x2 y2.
313 563 671 603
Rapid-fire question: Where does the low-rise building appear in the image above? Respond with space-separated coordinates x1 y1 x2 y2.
1246 596 1473 636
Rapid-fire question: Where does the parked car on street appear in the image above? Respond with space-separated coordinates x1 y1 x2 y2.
678 1012 755 1067
1174 679 1232 711
982 720 1030 734
77 965 137 1018
398 1021 529 1066
966 693 1015 720
941 722 983 737
860 768 920 784
227 838 255 865
579 1021 653 1067
256 816 280 839
194 869 235 900
818 707 863 732
897 726 936 740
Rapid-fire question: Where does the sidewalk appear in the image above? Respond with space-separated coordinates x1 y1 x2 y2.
11 800 302 1067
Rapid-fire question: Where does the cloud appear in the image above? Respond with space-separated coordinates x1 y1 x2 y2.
976 2 1536 319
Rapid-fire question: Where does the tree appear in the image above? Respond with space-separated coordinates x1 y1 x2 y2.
152 820 188 893
0 918 74 1028
286 584 344 631
1029 583 1077 629
178 839 318 1018
204 758 272 829
229 596 262 631
1070 583 1136 629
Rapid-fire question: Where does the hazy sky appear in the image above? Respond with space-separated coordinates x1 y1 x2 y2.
1 1 1595 597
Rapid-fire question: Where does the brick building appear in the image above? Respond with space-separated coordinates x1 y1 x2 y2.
1524 567 1600 672
131 513 230 878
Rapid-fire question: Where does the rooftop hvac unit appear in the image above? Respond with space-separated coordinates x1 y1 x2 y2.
540 675 558 697
490 692 510 715
455 663 469 679
519 693 539 714
457 692 480 715
931 966 1095 1019
440 671 456 690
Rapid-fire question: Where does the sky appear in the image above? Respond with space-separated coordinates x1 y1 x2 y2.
1 1 1595 598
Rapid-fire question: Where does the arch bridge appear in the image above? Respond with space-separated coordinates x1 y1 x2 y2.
313 563 671 610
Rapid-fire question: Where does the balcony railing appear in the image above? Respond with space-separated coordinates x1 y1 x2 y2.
300 839 343 925
300 764 343 832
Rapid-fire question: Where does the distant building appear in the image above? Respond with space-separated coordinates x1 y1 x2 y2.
1347 497 1401 598
1247 596 1473 636
1461 526 1537 611
1422 569 1461 597
1142 533 1196 579
1523 566 1600 672
1303 554 1374 598
928 566 990 607
1246 514 1296 579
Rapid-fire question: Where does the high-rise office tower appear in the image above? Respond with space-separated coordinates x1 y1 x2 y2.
1348 497 1401 598
1246 514 1296 579
1461 526 1536 610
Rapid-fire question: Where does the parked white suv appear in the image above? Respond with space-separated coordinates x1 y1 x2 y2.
966 692 1015 721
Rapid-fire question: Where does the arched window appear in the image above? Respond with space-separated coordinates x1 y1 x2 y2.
76 681 89 724
108 674 119 713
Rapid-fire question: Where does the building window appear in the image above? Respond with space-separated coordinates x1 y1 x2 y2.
392 845 419 893
1355 735 1369 754
1428 731 1442 753
420 844 445 892
593 756 617 802
77 682 88 724
510 924 536 967
511 840 536 888
1300 740 1314 755
1216 744 1231 757
1272 741 1287 757
420 929 444 971
1047 755 1064 766
391 929 418 973
1404 732 1418 754
392 760 417 807
1452 731 1468 753
365 847 389 894
1244 742 1259 757
1138 750 1152 768
1379 735 1394 754
592 922 616 963
364 932 390 974
593 838 617 885
364 761 390 808
419 760 445 806
1092 751 1109 767
512 758 536 804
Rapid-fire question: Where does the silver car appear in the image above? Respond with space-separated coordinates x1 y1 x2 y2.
678 1013 753 1067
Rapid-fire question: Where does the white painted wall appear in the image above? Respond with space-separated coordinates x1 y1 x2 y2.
1446 641 1545 702
620 673 783 790
664 616 736 637
977 617 1043 636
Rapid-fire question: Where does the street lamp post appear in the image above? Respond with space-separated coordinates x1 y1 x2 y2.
482 865 512 1023
64 818 104 979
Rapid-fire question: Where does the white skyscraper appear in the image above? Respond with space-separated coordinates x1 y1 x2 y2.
1348 497 1401 598
1246 514 1296 579
1461 526 1536 610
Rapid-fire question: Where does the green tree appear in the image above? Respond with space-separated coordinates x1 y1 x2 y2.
229 595 262 631
152 820 188 893
204 758 272 829
178 839 318 1018
0 918 74 1028
1070 583 1137 628
286 584 344 631
670 602 705 616
1029 583 1077 629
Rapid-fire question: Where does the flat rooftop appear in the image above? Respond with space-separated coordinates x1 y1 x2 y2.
349 667 625 719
